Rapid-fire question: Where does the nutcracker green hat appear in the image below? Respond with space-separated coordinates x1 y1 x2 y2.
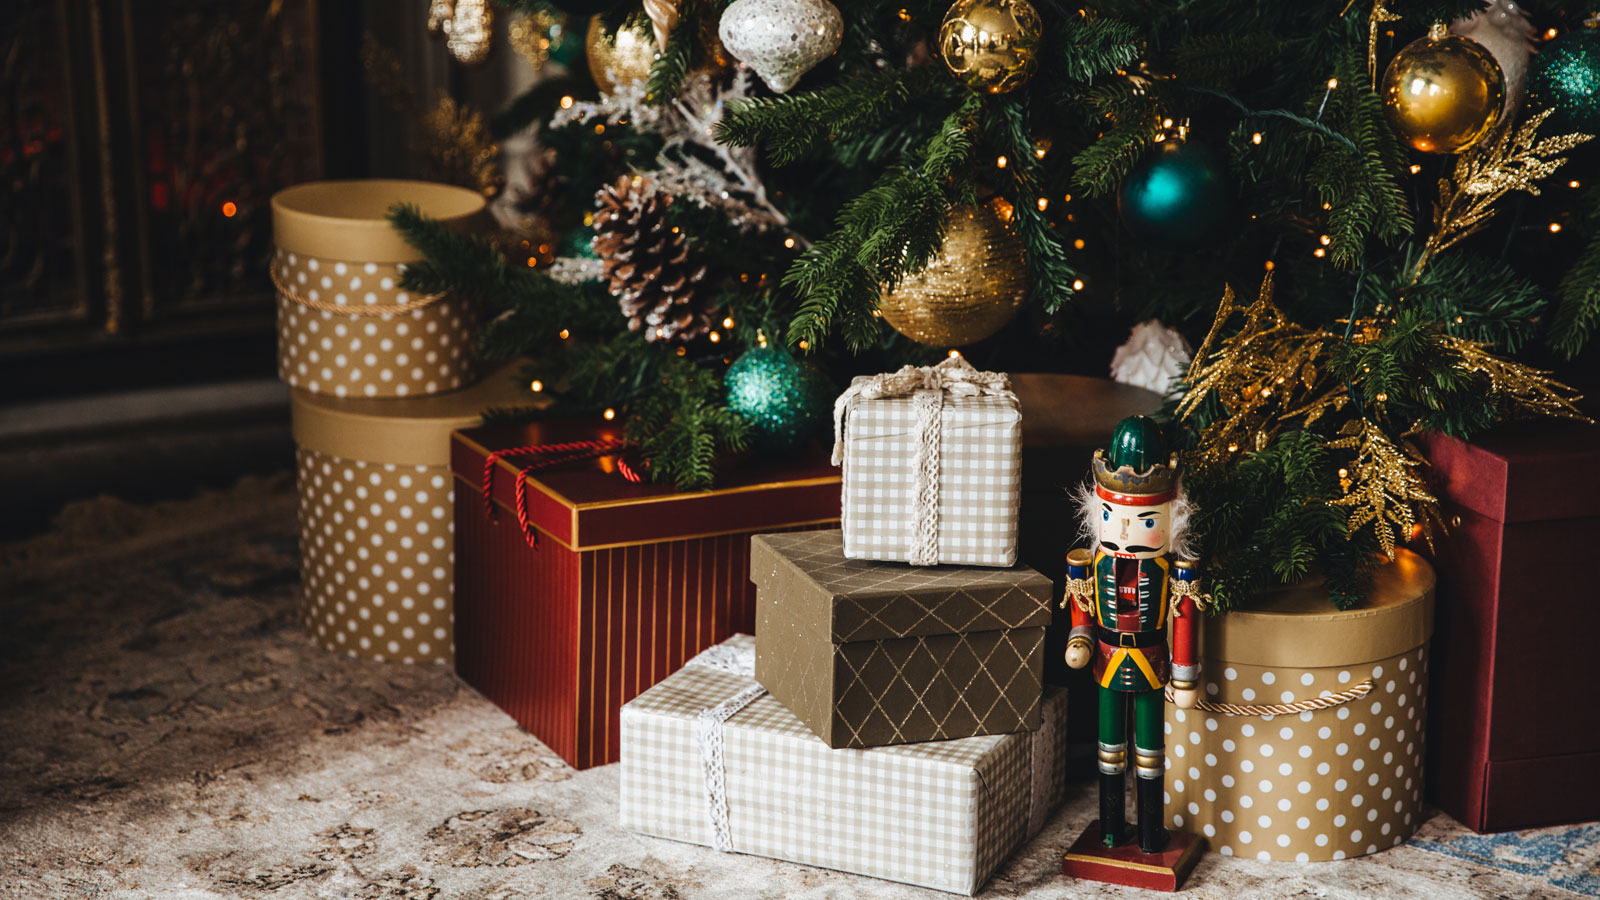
1093 415 1179 502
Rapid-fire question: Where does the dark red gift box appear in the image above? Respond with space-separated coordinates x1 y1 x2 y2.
451 422 839 770
1421 421 1600 831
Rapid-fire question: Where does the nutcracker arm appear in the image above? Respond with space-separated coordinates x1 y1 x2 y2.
1169 561 1202 690
1063 548 1094 669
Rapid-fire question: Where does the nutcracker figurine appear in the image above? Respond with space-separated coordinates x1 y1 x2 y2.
1062 415 1202 871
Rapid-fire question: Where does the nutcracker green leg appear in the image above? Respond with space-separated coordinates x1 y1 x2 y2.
1097 687 1128 848
1133 688 1170 853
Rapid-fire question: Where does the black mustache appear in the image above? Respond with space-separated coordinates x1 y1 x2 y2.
1101 541 1162 553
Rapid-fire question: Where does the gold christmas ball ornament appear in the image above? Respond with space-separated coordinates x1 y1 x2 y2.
937 0 1043 95
878 202 1030 347
586 15 658 94
1381 24 1506 153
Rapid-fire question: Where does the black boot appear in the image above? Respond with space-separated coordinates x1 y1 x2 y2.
1099 771 1126 848
1137 775 1170 854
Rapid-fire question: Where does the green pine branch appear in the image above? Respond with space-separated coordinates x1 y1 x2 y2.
991 96 1079 314
783 94 982 353
1549 224 1600 361
1375 249 1545 353
716 67 956 166
624 355 750 490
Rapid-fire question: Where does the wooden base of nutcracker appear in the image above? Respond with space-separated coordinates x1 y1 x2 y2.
1061 821 1203 892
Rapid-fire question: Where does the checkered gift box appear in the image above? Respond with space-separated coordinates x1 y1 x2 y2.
832 356 1020 567
619 635 1068 896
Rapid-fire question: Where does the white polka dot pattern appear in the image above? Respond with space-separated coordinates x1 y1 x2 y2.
295 448 456 665
1165 645 1428 861
275 249 481 398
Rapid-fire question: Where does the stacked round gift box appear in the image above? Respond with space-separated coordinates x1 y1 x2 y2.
273 179 522 665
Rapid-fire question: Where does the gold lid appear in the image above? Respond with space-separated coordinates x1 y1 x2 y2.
1066 548 1094 566
291 365 539 466
1203 550 1435 669
272 179 487 262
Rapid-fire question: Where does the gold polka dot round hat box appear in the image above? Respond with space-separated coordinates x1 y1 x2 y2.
1166 550 1434 862
290 367 530 665
271 180 488 399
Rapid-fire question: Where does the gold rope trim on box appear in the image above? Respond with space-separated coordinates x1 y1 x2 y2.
269 265 446 317
1168 679 1373 717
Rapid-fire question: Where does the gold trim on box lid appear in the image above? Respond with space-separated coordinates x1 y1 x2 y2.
272 179 487 262
292 365 538 467
1206 549 1435 669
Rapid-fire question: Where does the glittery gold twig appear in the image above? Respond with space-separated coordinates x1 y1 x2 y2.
1411 109 1592 283
1367 0 1401 89
1178 273 1346 466
1445 335 1592 423
1327 419 1439 558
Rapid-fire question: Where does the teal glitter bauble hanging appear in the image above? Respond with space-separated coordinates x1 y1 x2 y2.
724 346 833 452
1117 140 1234 253
1527 30 1600 134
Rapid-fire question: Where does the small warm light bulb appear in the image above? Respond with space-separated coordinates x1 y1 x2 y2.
1036 197 1049 211
1409 164 1422 174
1338 467 1349 478
1546 27 1559 39
603 408 616 420
1320 235 1331 246
530 380 544 392
1570 180 1581 189
594 123 605 134
1073 238 1085 249
722 316 735 329
1550 222 1563 233
1251 132 1263 144
676 345 687 356
1327 77 1338 89
1162 118 1174 129
948 349 962 358
560 95 574 109
1063 194 1072 203
221 201 238 217
1314 248 1326 258
797 339 809 350
1071 279 1085 291
1264 260 1275 271
1227 442 1240 453
527 256 538 267
1034 147 1047 159
559 328 570 340
709 331 721 343
783 237 796 249
996 155 1008 168
1376 392 1388 402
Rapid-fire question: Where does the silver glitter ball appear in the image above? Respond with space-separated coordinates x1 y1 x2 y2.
718 0 843 93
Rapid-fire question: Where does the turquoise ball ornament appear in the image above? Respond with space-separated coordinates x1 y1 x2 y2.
1527 30 1600 134
724 346 833 452
1117 140 1234 252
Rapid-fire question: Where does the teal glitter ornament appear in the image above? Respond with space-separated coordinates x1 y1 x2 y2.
1527 30 1600 134
724 346 833 452
1117 140 1234 253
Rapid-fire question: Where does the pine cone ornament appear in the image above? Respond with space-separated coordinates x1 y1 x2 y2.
1110 319 1193 397
593 176 711 343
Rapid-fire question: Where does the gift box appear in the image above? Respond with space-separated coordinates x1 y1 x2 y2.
1420 422 1600 831
752 529 1052 749
620 635 1068 895
1165 550 1434 861
451 424 840 769
833 356 1021 567
272 179 487 399
292 367 528 664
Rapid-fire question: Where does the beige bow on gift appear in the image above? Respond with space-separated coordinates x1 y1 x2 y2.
831 355 1013 566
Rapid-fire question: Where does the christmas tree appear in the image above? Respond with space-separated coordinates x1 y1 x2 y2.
397 0 1599 610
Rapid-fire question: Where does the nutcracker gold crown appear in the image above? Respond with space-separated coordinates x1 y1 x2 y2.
1091 449 1181 499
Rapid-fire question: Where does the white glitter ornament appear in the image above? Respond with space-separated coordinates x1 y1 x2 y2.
1110 320 1193 397
718 0 843 94
1451 0 1536 117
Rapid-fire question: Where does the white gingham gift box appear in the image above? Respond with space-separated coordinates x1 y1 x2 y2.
619 635 1067 896
831 356 1021 567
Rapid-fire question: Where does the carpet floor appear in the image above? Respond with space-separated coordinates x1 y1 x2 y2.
1 474 1595 900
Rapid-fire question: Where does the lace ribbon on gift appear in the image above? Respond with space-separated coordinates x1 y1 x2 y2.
269 264 446 317
686 642 764 852
831 355 1013 566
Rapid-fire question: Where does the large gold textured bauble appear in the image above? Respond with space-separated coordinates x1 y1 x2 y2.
1381 26 1506 153
586 15 657 94
937 0 1042 95
878 203 1029 347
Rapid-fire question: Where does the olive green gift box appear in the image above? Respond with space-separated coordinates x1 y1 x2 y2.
751 529 1053 749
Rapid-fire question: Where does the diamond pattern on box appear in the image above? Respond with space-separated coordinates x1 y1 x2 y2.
752 530 1051 749
839 391 1020 566
620 635 1069 896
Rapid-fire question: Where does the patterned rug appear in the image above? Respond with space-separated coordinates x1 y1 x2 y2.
2 475 1595 900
